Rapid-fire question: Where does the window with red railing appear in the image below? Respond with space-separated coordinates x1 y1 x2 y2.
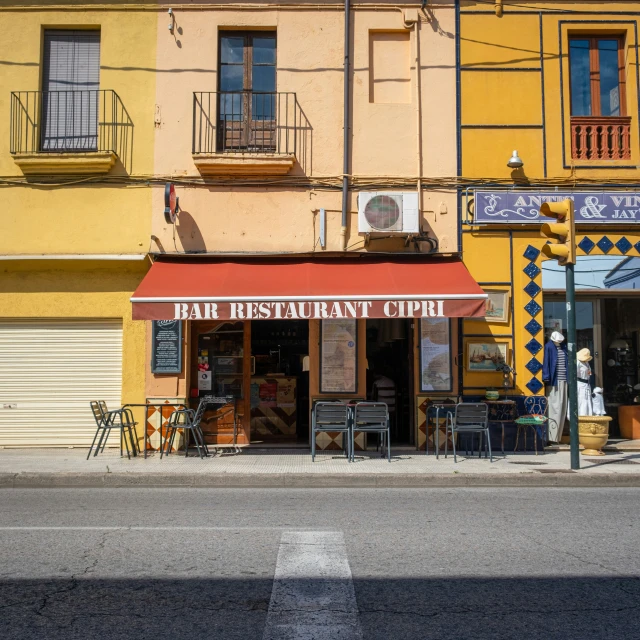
569 36 631 160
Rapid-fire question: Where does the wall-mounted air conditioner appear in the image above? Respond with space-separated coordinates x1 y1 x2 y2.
357 192 420 234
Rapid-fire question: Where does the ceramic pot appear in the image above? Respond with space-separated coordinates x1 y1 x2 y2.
485 389 499 401
578 415 612 456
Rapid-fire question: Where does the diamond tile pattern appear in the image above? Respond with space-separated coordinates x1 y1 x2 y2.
635 241 640 254
616 237 632 254
525 358 543 375
525 338 542 355
578 237 595 254
523 245 541 261
524 299 542 317
525 318 542 336
523 262 541 279
526 377 544 394
524 281 541 298
597 236 614 254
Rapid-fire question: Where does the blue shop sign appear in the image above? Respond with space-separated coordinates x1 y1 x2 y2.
473 191 640 224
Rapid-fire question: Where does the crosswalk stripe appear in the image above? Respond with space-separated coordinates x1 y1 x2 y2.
262 531 363 640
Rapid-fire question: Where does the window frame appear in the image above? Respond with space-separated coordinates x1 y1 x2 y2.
568 35 626 117
217 31 277 94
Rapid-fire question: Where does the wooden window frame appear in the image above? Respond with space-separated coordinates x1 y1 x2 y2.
217 31 277 152
568 35 626 117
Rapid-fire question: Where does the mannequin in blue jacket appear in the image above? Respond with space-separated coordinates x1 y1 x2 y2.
542 331 568 443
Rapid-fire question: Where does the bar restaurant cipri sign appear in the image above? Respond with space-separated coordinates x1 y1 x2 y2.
473 190 640 224
132 298 486 321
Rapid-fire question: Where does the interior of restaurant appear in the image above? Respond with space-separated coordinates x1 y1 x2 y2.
365 319 414 445
193 320 310 446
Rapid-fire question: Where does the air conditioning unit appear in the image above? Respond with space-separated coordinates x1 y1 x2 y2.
357 192 420 234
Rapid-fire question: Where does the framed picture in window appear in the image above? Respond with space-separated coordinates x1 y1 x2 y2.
320 319 358 394
483 289 510 324
420 318 452 392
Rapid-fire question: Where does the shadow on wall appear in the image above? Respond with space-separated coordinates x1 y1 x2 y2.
174 209 207 253
0 576 638 639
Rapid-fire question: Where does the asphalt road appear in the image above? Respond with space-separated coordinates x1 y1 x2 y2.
0 488 638 640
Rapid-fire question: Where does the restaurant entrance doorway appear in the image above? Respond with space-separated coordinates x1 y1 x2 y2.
250 320 310 445
366 319 414 445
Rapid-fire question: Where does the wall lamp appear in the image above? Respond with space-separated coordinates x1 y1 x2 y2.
507 150 523 169
168 8 175 33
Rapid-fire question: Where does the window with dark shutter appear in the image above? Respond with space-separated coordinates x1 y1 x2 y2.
41 30 101 151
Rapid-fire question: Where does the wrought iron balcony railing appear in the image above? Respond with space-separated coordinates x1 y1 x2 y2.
10 90 132 158
571 116 632 161
193 91 310 158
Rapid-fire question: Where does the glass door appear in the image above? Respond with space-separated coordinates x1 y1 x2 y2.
543 297 603 383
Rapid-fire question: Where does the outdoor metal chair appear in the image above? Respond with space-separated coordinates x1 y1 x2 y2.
351 402 391 462
88 401 138 460
445 403 492 463
311 402 350 462
514 396 548 455
163 400 210 459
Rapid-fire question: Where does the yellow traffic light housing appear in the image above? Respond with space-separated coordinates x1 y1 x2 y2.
540 199 576 265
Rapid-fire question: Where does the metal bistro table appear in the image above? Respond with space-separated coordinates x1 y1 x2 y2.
121 402 186 459
485 399 518 455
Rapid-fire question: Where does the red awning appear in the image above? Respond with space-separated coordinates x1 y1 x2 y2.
131 257 487 320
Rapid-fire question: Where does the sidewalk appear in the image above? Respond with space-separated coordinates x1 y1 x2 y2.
1 446 640 488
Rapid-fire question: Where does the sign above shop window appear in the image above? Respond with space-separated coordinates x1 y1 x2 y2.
473 191 640 225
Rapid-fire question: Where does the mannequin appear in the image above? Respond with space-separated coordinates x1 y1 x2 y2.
576 348 594 416
542 330 568 443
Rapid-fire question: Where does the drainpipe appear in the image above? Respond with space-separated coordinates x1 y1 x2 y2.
341 0 350 250
495 0 504 17
412 15 423 244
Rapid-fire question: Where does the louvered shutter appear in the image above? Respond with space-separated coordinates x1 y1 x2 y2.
41 30 100 151
0 321 122 447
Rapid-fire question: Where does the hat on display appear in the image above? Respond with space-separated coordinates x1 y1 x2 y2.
550 331 565 343
577 348 592 362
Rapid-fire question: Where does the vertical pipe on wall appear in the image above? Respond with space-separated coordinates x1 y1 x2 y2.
341 0 351 250
413 16 423 235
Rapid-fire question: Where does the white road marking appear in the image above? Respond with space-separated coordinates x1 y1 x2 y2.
0 526 338 532
262 531 363 640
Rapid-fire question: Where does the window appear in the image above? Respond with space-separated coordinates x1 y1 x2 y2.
569 36 625 117
41 30 101 151
218 32 276 151
568 36 631 160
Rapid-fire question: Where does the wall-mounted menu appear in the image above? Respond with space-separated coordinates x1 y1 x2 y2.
151 320 182 374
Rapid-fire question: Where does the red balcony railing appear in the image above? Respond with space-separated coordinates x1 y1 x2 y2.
571 116 632 161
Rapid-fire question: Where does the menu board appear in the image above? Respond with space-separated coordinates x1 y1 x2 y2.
420 318 452 391
151 320 182 374
320 319 357 393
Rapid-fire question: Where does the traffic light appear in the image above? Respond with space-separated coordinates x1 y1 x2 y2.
540 199 575 265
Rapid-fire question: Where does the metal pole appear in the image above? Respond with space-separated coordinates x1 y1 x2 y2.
566 262 580 470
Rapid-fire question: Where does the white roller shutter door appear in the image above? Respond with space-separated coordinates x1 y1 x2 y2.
0 321 123 447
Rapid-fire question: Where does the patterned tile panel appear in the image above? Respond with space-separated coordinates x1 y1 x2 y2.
525 338 542 355
596 236 614 254
523 281 541 298
578 237 595 254
526 377 544 394
615 237 632 254
525 358 543 375
524 299 542 317
524 319 542 336
523 245 541 261
523 262 541 279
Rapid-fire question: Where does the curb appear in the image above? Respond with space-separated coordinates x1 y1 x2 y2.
1 472 640 489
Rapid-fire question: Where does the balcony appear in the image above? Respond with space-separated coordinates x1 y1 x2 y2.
192 91 310 175
571 116 632 162
10 90 133 175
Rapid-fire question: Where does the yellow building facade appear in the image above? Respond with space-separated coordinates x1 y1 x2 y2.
460 1 640 441
0 3 156 446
